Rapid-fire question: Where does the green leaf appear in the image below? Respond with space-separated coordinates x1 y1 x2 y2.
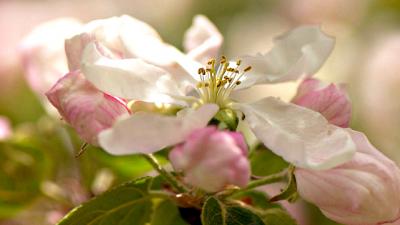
250 146 288 177
151 200 188 225
57 177 153 225
202 197 225 225
202 197 265 225
262 208 297 225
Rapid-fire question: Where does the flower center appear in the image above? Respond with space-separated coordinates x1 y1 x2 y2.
195 56 251 108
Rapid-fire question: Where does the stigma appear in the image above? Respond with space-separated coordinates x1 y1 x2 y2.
195 56 251 108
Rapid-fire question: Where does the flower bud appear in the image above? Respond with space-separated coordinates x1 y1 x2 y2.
295 130 400 225
292 78 351 128
46 71 129 145
169 126 250 192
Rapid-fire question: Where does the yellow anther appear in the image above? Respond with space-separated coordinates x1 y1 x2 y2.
244 66 252 72
220 56 227 64
227 68 235 72
235 69 239 73
235 80 241 85
196 82 203 88
224 76 229 80
206 68 212 72
204 82 210 87
236 59 241 66
207 58 215 65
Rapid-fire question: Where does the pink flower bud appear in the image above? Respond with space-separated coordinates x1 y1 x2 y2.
169 126 250 192
292 78 351 128
295 130 400 225
46 70 129 145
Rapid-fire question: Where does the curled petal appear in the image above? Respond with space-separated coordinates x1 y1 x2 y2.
238 26 335 89
183 15 223 64
292 78 351 127
81 42 183 103
234 97 355 170
295 130 400 225
46 71 129 145
98 104 219 155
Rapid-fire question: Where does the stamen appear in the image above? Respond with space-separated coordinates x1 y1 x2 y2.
244 66 252 72
236 59 241 66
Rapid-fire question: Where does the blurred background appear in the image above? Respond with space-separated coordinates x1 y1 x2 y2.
1 0 400 224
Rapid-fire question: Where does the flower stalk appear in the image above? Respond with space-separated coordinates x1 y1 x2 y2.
142 153 188 193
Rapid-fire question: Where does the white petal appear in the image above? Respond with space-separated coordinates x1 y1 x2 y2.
98 104 219 155
183 15 223 64
234 97 355 170
81 42 182 103
238 26 335 89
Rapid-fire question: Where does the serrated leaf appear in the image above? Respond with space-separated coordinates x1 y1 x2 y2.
225 206 265 225
151 200 188 225
262 208 297 225
250 146 288 177
202 197 265 225
57 177 153 225
202 197 225 225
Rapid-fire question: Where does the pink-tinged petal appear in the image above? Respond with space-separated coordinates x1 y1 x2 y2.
183 15 223 64
98 104 219 155
292 78 351 127
46 71 129 145
295 129 400 225
0 116 12 140
235 97 356 170
81 42 185 103
238 26 335 89
19 18 82 95
169 126 250 192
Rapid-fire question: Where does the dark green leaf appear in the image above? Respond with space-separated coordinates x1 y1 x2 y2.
250 146 288 177
201 197 225 225
57 177 153 225
202 197 265 225
151 200 188 225
225 206 265 225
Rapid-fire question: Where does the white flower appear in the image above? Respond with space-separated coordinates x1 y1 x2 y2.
78 15 355 170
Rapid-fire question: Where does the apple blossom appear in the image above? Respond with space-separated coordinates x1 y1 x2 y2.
169 126 250 192
77 15 356 170
292 78 351 127
293 78 400 225
46 71 129 145
295 130 400 225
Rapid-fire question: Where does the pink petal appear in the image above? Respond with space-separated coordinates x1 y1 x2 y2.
183 15 223 64
46 70 129 145
292 78 351 127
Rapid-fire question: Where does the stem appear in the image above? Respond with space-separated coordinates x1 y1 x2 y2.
238 169 288 193
142 154 187 193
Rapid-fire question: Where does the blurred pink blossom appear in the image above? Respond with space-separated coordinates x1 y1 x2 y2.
169 126 250 192
0 116 12 140
359 34 400 163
